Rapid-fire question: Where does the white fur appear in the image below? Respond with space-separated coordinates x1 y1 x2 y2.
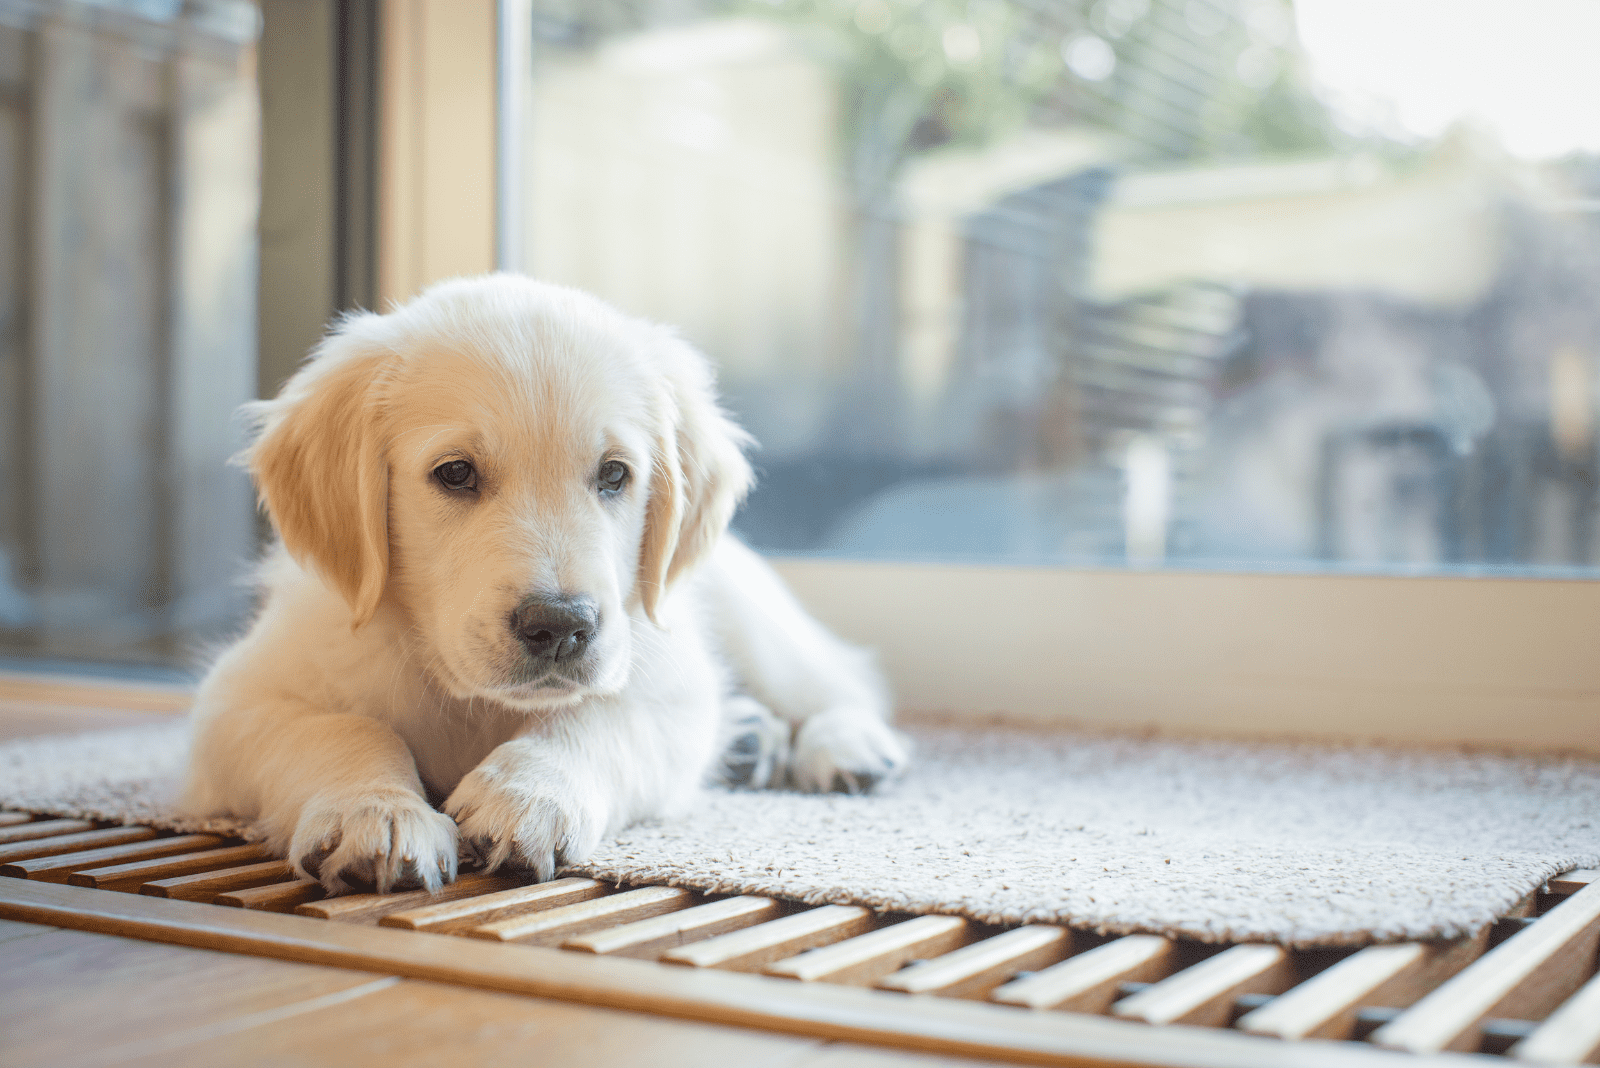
182 274 908 894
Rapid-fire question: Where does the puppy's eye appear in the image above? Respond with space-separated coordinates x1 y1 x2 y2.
434 459 477 491
597 459 629 496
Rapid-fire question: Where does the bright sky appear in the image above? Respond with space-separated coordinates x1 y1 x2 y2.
1293 0 1600 158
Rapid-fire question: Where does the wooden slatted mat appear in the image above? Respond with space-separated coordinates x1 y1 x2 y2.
1 810 1597 1067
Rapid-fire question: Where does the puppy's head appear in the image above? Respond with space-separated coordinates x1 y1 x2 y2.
244 275 753 709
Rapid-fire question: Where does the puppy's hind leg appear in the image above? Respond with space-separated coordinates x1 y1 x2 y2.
709 695 791 790
700 536 910 794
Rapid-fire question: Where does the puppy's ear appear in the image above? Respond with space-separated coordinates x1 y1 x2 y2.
242 317 392 629
639 333 754 623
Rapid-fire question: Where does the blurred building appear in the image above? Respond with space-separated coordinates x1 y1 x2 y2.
0 1 259 663
522 3 1600 572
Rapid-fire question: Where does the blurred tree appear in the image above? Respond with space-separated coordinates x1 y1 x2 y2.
526 0 1350 454
733 0 1344 187
733 0 1062 198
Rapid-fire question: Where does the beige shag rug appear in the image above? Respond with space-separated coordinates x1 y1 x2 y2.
3 720 1597 947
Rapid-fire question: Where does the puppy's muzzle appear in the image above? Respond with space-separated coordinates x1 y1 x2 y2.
510 594 599 667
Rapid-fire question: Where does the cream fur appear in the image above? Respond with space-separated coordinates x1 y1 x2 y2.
182 275 908 894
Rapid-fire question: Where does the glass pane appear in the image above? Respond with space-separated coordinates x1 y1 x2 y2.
513 0 1600 575
0 1 260 668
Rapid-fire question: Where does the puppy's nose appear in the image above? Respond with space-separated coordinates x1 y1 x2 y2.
510 595 599 663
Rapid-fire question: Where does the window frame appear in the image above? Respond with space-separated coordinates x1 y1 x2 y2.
379 3 1600 754
376 0 497 306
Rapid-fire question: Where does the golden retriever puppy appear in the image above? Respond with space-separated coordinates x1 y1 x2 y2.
181 274 908 894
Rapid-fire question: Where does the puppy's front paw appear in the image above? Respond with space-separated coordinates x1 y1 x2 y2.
792 708 910 794
444 746 607 881
289 787 458 895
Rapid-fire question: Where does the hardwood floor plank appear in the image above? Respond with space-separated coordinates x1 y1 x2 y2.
662 904 876 972
114 976 823 1068
989 934 1174 1013
0 817 94 844
0 880 1465 1068
1 834 225 882
141 860 295 902
0 916 54 942
217 878 325 912
877 926 1071 999
0 702 184 742
765 915 971 987
295 872 525 925
70 843 271 892
1238 934 1486 1041
1111 944 1294 1027
564 896 781 959
467 886 695 946
0 670 192 712
0 926 390 1066
0 825 157 864
1510 968 1600 1063
379 876 607 932
786 1047 1047 1068
1372 882 1600 1054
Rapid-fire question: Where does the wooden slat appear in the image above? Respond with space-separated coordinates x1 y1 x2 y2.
1112 944 1294 1028
1511 969 1600 1063
564 896 781 959
2 880 1469 1068
0 826 157 865
1503 890 1540 919
139 860 294 902
0 817 94 844
1237 933 1487 1041
216 878 325 912
878 925 1071 999
1 834 224 883
1373 882 1600 1054
765 915 970 987
1548 869 1600 896
69 843 271 892
991 935 1175 1013
379 876 606 932
0 812 32 827
293 871 525 925
661 904 875 972
467 886 695 946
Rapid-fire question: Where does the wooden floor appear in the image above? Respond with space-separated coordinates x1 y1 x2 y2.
2 917 998 1068
0 675 994 1068
6 672 1600 1068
